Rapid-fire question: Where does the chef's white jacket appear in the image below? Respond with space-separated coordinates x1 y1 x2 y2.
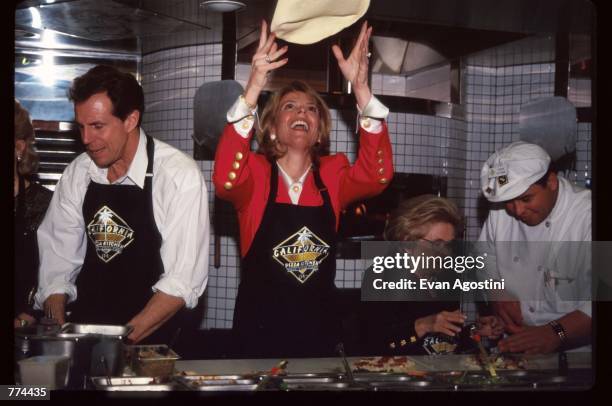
478 176 592 327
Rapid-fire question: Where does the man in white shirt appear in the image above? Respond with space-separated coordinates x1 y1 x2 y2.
34 65 210 343
478 141 591 353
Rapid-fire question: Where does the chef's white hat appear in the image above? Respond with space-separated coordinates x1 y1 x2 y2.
481 141 551 202
270 0 370 45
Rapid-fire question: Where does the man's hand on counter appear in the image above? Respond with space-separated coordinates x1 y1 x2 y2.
497 325 561 354
126 291 185 343
43 293 68 325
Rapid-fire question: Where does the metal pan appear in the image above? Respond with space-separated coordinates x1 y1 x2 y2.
91 376 162 386
283 382 353 391
177 375 257 386
59 323 133 338
188 384 259 392
368 380 432 389
352 372 415 383
99 384 178 391
281 377 340 384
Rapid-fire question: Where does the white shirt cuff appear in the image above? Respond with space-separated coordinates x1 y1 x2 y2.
153 275 201 309
34 284 78 310
359 95 390 119
357 95 388 134
227 96 257 139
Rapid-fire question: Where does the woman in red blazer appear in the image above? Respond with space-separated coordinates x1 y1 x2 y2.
213 20 393 357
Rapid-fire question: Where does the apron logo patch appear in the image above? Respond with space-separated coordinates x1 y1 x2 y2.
272 226 330 284
86 205 135 263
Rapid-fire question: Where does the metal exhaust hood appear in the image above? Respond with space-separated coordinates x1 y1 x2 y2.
15 0 210 42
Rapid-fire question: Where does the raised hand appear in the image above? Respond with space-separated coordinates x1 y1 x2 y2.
331 21 372 109
244 20 289 107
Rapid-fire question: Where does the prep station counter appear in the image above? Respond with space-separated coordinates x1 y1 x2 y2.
15 324 592 392
90 352 592 392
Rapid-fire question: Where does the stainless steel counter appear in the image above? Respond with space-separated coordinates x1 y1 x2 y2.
84 352 593 392
175 352 592 375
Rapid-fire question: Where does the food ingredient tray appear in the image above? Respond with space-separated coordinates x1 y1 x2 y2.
126 345 180 377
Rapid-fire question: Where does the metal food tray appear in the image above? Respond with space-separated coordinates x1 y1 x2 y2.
175 374 259 391
92 377 160 386
282 382 354 391
91 376 181 391
97 384 178 391
176 373 360 392
368 380 434 390
187 384 260 391
352 372 415 382
177 374 258 386
58 323 133 339
280 372 344 384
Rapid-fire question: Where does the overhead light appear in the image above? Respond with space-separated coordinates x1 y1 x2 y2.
38 30 57 87
200 1 246 13
29 7 42 29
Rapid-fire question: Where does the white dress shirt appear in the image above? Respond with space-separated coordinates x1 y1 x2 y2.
276 162 311 205
478 176 592 327
35 129 210 309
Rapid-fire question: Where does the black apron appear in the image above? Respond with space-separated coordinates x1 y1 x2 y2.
233 163 340 358
70 135 178 344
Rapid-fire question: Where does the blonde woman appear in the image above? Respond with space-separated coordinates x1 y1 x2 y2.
213 21 393 357
14 100 52 328
362 195 503 354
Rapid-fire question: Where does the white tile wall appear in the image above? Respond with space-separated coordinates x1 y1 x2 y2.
568 78 592 107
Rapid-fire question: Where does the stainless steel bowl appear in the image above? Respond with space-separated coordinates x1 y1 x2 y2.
15 323 132 389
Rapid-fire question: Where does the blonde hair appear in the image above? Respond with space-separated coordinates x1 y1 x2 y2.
384 195 463 241
256 80 331 166
14 99 39 177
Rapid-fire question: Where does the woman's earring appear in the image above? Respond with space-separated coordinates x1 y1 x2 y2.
270 133 276 141
16 153 22 162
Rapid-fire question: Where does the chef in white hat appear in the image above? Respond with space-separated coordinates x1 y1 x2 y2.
477 141 592 353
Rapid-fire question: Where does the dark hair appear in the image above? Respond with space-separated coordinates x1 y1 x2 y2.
68 65 144 126
14 99 39 176
533 163 557 187
256 80 331 166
